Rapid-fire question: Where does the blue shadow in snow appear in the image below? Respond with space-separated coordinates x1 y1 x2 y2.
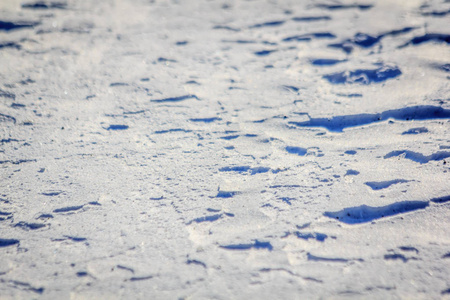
254 50 277 56
430 195 450 203
323 65 401 84
289 105 450 132
0 113 17 123
249 20 285 29
400 33 450 48
190 117 221 123
220 240 273 251
421 9 450 17
53 205 84 213
329 27 416 53
307 253 350 262
384 150 450 164
14 222 46 230
315 4 373 10
0 238 20 247
286 146 307 156
151 95 198 103
0 42 21 50
282 32 336 42
324 201 429 224
402 127 428 135
0 20 39 31
154 128 191 134
295 232 328 242
345 170 360 176
440 64 450 72
219 166 271 175
187 214 223 225
292 16 331 22
365 179 409 190
107 125 129 130
216 191 239 198
311 58 346 66
22 2 67 9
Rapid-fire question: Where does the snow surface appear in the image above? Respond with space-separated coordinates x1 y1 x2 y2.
0 0 449 298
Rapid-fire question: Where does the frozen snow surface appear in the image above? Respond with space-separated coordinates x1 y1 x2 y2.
1 0 450 298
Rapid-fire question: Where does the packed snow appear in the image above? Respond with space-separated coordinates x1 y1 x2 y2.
0 0 449 298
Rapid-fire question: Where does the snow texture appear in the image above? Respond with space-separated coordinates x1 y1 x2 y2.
0 0 449 298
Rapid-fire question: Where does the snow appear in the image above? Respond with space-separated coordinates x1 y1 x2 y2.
0 0 449 298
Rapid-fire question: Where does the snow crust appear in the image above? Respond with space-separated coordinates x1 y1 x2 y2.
0 0 449 298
